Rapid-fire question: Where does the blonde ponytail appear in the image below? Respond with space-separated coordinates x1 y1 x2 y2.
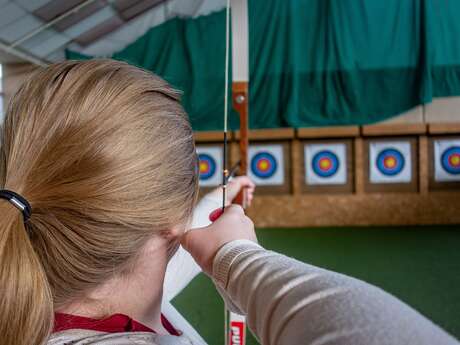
0 59 199 345
0 206 53 345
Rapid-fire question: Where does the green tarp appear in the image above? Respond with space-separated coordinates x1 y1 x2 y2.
67 0 460 131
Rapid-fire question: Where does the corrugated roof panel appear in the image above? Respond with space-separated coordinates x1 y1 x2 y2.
15 0 51 12
0 2 27 28
45 48 66 62
34 0 91 22
64 6 117 38
74 15 124 46
0 14 44 42
113 0 140 11
79 5 165 55
52 0 107 31
118 0 164 21
28 32 70 57
76 38 121 56
20 28 60 50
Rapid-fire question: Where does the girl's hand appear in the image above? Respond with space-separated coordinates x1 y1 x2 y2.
227 176 255 206
207 176 256 206
181 205 257 275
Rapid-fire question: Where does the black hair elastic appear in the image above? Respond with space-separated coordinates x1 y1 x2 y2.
0 189 32 222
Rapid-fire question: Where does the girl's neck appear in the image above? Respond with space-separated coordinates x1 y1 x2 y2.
58 236 171 334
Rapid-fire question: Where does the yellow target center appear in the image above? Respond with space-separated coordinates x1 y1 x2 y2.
199 162 208 173
320 159 331 169
451 155 460 166
385 157 396 168
259 160 269 170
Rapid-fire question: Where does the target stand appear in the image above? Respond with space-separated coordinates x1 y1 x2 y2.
364 137 418 193
246 142 291 194
232 129 294 195
301 139 354 194
428 136 460 190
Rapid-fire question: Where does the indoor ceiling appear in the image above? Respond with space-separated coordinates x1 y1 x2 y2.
0 0 225 65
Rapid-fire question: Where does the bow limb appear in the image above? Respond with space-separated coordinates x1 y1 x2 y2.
231 0 249 209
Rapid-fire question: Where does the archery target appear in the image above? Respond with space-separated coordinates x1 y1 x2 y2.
376 149 405 176
370 141 411 183
434 139 460 182
304 144 347 185
199 154 216 180
251 152 277 179
196 146 223 187
249 145 284 185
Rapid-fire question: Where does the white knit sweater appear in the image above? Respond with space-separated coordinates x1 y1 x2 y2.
49 238 459 345
48 195 459 345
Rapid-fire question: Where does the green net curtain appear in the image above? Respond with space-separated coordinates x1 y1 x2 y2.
67 0 460 131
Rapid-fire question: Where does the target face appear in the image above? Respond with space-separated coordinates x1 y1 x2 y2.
305 143 347 185
198 153 216 180
441 147 460 175
312 151 340 177
434 139 460 181
196 146 223 186
248 145 285 185
369 141 411 183
376 149 405 176
251 152 277 179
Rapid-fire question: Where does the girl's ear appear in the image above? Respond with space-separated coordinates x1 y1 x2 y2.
160 225 183 240
161 226 184 261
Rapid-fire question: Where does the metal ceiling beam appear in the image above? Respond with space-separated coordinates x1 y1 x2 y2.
0 40 48 66
9 0 100 49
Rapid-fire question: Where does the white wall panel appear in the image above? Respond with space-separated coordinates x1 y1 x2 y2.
425 97 460 123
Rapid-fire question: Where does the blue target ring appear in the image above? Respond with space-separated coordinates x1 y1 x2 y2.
441 146 460 175
198 153 216 180
251 152 277 179
311 150 339 178
376 148 405 176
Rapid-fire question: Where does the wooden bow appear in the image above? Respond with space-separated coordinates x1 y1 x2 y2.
224 3 249 345
231 0 249 209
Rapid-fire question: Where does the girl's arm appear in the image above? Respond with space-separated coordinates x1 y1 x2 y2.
182 206 459 345
212 239 458 345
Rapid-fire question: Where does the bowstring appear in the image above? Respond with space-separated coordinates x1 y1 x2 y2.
222 0 231 213
223 1 231 344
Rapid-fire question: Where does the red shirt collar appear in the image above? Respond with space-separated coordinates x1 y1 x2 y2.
54 312 180 336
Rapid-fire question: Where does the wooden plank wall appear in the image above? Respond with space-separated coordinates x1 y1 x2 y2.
196 121 460 228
